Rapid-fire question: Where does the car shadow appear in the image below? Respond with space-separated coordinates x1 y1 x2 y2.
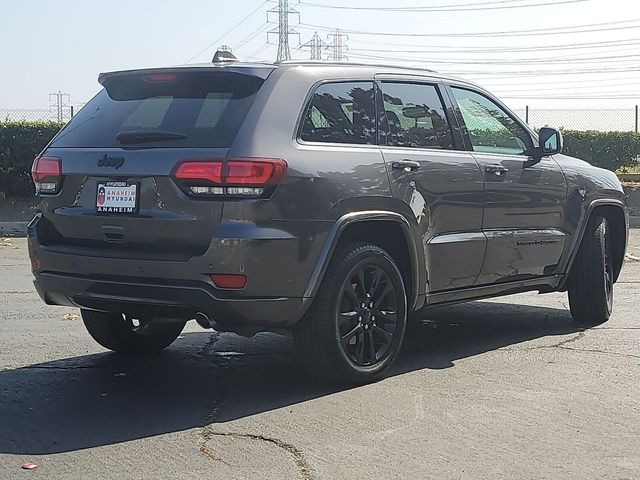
0 300 579 455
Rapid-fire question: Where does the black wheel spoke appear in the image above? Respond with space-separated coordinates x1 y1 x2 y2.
373 283 393 305
373 308 397 325
339 310 358 326
357 269 367 299
369 268 384 298
355 333 365 364
341 324 362 346
373 325 393 344
366 330 377 364
345 284 360 304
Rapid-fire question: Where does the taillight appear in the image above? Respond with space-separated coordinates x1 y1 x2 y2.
31 156 62 194
173 158 287 198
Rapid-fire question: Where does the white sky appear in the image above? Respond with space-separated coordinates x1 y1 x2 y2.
2 0 639 110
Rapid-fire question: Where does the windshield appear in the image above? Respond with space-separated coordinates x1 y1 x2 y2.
50 71 264 148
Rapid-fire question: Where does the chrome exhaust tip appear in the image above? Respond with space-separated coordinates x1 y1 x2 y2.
195 312 217 329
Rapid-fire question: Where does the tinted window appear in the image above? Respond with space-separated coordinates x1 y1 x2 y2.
300 82 376 145
451 87 532 155
51 72 263 148
380 82 453 149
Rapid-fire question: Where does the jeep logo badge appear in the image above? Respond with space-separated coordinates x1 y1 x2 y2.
97 154 125 169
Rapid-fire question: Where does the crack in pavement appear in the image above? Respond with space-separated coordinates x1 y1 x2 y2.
497 329 640 360
200 427 313 480
557 346 640 359
550 330 586 348
195 332 313 478
593 326 640 330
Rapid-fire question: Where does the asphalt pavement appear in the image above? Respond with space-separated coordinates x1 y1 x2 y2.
1 234 639 479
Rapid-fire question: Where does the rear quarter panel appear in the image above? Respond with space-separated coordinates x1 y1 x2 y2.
218 66 408 298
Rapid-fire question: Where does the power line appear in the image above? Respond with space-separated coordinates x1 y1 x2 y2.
234 23 271 51
185 1 267 62
274 0 534 9
482 75 640 87
493 81 640 92
347 51 640 65
292 0 587 12
443 66 640 76
346 38 640 54
246 43 271 60
501 94 640 99
299 18 640 38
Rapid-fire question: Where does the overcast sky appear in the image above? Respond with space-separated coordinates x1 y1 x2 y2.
2 0 639 110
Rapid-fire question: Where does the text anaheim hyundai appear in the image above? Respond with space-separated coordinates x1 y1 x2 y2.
28 51 628 383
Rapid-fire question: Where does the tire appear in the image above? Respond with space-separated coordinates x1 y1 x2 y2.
568 215 614 327
81 310 186 353
295 243 407 384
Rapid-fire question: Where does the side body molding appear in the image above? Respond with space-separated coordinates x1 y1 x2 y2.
303 211 425 311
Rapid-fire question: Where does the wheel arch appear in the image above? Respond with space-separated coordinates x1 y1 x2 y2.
303 211 424 312
561 200 628 288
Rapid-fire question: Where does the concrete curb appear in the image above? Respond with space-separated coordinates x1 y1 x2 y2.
0 222 28 237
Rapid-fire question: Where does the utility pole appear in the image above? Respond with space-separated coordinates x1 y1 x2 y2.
327 29 348 61
301 32 327 60
49 91 70 122
218 44 232 53
267 0 299 61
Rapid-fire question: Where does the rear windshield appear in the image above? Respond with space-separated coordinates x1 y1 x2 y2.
50 71 264 148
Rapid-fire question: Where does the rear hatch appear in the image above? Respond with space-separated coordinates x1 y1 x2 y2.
35 67 271 260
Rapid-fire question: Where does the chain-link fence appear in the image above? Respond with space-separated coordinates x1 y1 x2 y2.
0 106 75 123
512 107 639 133
2 105 640 132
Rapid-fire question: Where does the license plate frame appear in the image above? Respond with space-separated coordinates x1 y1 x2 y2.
96 181 139 215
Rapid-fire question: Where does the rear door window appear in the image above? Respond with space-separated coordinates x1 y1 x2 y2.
379 82 454 150
50 72 264 148
300 82 376 145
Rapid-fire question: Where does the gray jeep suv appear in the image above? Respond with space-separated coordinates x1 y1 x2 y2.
28 53 628 383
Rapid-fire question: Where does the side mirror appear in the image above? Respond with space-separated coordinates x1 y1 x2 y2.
538 127 563 156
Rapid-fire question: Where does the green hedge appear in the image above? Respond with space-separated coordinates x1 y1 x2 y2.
0 122 63 198
1 123 639 199
561 130 640 172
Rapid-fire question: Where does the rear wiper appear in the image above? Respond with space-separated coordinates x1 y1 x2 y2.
116 130 188 144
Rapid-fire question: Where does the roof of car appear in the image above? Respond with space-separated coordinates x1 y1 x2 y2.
99 60 474 88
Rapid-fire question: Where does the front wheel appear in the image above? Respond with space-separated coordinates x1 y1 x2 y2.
82 310 185 353
295 243 407 384
568 215 614 326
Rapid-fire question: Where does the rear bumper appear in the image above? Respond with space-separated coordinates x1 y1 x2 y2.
34 272 308 328
27 212 320 329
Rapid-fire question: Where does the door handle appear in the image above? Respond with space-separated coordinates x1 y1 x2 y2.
485 164 509 176
392 160 420 172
